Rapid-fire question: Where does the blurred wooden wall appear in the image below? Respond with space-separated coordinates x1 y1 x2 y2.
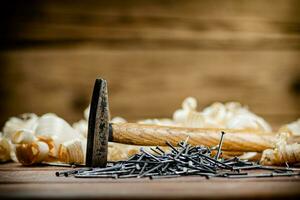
0 0 300 128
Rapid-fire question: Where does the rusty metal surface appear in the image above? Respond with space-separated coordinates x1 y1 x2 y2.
85 78 109 167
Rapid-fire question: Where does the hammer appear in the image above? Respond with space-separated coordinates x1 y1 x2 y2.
86 78 277 167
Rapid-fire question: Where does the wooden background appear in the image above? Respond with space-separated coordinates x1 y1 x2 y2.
0 0 300 129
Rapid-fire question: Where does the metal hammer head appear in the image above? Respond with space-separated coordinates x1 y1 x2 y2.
85 78 110 167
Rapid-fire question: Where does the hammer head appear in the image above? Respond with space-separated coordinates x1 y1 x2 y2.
85 78 109 167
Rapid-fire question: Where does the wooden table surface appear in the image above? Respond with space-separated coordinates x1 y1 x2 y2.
0 163 300 199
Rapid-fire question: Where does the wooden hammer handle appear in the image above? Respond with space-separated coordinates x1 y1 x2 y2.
111 123 276 152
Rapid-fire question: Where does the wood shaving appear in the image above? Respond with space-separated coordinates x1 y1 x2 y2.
0 97 299 166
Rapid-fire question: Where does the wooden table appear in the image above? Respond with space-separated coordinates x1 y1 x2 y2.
1 163 300 199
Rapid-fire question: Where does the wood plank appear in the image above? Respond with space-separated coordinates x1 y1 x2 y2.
2 0 300 50
1 169 300 184
1 163 300 199
5 33 300 50
1 181 300 199
0 0 300 128
0 49 299 127
13 0 300 22
0 163 70 171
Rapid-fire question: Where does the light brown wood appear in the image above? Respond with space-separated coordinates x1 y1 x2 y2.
112 123 276 152
0 163 300 199
261 143 300 166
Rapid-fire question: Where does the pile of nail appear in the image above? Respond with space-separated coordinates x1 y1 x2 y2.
56 134 300 179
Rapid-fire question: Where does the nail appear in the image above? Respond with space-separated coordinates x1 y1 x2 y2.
165 141 179 153
215 131 225 160
150 147 163 155
155 146 165 155
75 174 118 179
139 163 163 178
138 163 148 176
140 148 161 162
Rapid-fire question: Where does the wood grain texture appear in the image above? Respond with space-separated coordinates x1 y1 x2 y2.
112 123 276 152
0 0 300 128
1 50 299 127
2 0 300 50
0 163 300 199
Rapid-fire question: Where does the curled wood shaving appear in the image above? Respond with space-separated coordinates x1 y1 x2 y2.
15 141 49 165
1 97 299 166
58 140 85 164
11 129 36 144
0 136 11 162
260 133 300 165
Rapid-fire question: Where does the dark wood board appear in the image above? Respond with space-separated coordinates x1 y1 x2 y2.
0 0 300 127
